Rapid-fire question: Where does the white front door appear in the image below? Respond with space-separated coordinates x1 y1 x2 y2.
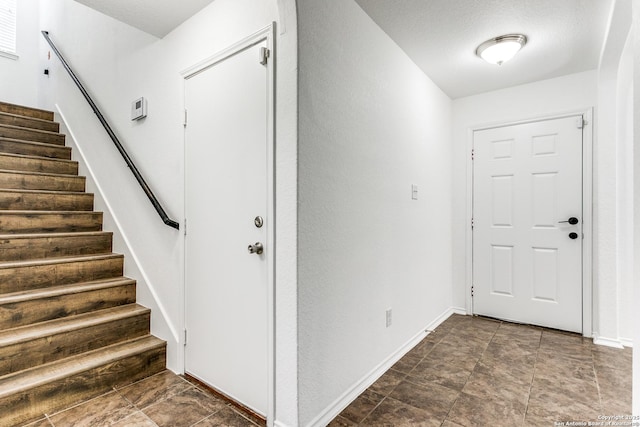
184 39 270 415
472 115 583 333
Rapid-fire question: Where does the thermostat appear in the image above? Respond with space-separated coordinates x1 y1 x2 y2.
131 97 147 121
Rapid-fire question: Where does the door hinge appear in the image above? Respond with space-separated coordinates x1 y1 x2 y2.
183 329 187 345
471 285 475 298
471 218 474 229
183 109 188 127
259 47 270 65
471 149 475 161
184 219 187 236
576 117 587 129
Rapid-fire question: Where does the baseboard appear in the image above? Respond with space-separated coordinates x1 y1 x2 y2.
274 421 290 427
305 307 456 427
593 335 625 349
620 338 633 348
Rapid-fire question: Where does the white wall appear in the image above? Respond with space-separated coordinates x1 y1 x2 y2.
297 1 453 425
0 0 40 105
452 70 598 314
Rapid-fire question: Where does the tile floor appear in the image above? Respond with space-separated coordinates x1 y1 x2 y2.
329 315 632 426
23 372 264 427
21 314 632 427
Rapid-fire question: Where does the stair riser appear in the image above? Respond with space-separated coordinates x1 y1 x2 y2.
0 114 59 133
0 257 123 294
0 103 54 121
0 138 71 160
0 212 103 234
0 311 150 376
0 343 165 426
0 191 94 211
0 171 85 192
0 233 111 261
0 125 65 146
0 283 136 329
0 154 77 175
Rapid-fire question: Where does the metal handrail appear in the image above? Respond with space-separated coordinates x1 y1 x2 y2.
41 31 179 230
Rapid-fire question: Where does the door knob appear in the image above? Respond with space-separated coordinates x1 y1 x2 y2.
569 232 579 240
248 242 264 255
558 217 579 225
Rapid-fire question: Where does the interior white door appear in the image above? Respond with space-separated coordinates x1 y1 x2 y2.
473 116 583 333
185 41 268 414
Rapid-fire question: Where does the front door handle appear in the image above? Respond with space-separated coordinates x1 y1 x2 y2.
248 242 264 255
558 217 579 225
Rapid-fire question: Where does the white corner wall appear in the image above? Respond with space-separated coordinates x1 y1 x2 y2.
452 70 598 315
614 29 634 345
0 0 40 105
297 1 453 425
595 0 633 347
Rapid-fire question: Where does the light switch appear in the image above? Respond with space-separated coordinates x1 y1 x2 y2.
411 184 418 200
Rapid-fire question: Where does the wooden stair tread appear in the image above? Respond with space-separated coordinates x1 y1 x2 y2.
0 124 64 139
0 209 102 215
0 276 134 304
0 136 67 148
0 152 77 174
0 230 111 240
0 152 75 164
0 304 149 346
0 124 65 146
0 335 165 397
0 137 72 159
0 253 122 270
0 111 59 126
0 188 88 196
0 168 80 179
0 102 54 121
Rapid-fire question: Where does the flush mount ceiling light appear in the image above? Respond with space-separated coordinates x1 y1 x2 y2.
476 34 527 65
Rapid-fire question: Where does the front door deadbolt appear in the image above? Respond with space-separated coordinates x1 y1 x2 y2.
254 216 264 228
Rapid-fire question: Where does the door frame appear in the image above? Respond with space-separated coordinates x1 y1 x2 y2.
181 23 276 425
465 108 593 337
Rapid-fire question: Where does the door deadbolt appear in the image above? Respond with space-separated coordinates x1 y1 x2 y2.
559 217 579 225
568 232 579 240
248 242 264 255
254 216 264 228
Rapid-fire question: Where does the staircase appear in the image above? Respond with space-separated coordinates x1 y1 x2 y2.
0 102 166 426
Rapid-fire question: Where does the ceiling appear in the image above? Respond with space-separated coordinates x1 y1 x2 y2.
73 0 215 38
354 0 613 99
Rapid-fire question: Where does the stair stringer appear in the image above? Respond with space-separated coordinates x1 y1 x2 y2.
54 104 183 373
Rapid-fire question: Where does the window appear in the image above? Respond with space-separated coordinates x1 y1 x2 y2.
0 0 17 59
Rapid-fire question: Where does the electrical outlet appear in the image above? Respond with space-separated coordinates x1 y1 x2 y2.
386 308 392 327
